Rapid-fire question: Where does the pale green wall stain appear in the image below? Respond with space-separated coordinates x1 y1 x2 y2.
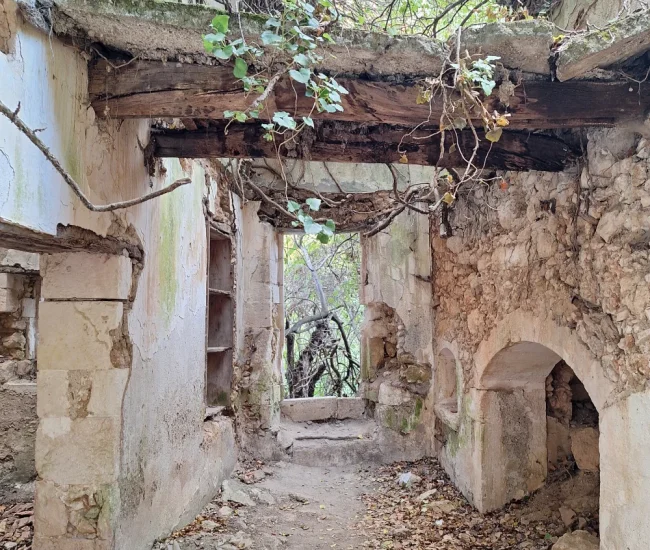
158 174 182 325
11 142 26 219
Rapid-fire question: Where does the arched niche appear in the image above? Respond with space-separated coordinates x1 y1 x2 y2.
471 310 614 514
433 346 461 431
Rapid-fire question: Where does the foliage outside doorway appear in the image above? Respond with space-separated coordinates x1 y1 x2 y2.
283 233 363 398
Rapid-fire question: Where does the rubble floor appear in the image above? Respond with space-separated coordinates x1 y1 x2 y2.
156 457 599 550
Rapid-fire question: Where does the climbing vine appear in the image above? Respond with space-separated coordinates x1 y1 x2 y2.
202 1 514 239
203 0 348 241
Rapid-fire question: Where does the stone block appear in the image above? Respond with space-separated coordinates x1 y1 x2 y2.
378 383 412 406
34 480 69 537
42 252 132 301
37 371 69 418
547 416 571 466
551 530 599 550
22 297 36 318
335 397 365 420
366 337 385 368
37 370 126 418
0 287 19 312
87 369 129 417
38 302 123 371
36 417 119 485
0 272 22 289
571 427 600 471
281 397 337 422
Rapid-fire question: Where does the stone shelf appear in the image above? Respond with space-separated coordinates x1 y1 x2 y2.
434 399 460 432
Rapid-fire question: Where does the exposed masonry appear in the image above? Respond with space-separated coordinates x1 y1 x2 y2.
34 240 144 549
0 250 40 503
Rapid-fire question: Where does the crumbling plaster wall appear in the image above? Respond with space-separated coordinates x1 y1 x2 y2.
361 207 435 460
431 128 650 548
234 200 284 453
1 20 235 550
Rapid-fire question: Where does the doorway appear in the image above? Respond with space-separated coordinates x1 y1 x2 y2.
282 233 363 398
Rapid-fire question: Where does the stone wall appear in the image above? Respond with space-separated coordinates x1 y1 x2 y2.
0 19 236 550
361 207 435 460
234 200 284 455
430 128 650 549
0 253 39 503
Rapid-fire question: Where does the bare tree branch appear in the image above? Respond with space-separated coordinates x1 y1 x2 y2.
0 100 192 212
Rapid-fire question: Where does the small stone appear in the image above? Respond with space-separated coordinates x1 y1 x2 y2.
428 500 458 515
250 470 266 482
578 517 588 529
552 530 599 550
559 506 576 527
218 506 233 518
221 480 256 507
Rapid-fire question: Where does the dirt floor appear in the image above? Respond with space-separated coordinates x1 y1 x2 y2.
155 457 599 550
0 457 599 550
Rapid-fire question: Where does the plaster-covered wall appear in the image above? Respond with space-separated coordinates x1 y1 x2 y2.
361 207 435 460
431 128 650 548
1 19 235 549
235 201 283 446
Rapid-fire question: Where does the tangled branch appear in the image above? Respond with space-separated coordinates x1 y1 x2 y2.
0 100 191 212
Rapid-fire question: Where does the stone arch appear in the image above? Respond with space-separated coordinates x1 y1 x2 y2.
475 309 615 411
471 309 614 514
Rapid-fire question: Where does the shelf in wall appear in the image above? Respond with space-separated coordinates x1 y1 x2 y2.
209 288 232 297
207 346 231 354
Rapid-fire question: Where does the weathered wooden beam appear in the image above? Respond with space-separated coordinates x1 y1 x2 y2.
556 9 650 81
152 122 575 172
89 60 650 129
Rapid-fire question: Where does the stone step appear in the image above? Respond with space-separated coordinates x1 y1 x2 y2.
278 418 382 467
281 397 366 423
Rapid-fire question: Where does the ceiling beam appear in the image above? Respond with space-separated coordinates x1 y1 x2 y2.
89 60 650 129
152 122 575 172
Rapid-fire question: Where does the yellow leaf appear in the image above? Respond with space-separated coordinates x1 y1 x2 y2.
399 154 409 164
442 192 454 204
485 128 503 143
496 116 510 127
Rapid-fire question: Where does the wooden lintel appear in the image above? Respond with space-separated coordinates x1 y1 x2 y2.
152 122 575 172
89 59 650 129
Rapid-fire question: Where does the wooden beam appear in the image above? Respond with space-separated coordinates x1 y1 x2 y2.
89 60 650 129
152 122 575 172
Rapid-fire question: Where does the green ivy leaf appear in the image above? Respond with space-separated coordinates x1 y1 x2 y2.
306 197 321 211
293 53 310 66
273 111 297 130
204 32 226 43
214 45 233 60
234 111 248 122
224 110 236 118
317 233 331 244
481 80 496 97
302 116 314 128
211 14 229 34
233 57 248 79
304 220 323 235
289 68 311 84
287 200 301 213
261 30 282 45
325 219 336 231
